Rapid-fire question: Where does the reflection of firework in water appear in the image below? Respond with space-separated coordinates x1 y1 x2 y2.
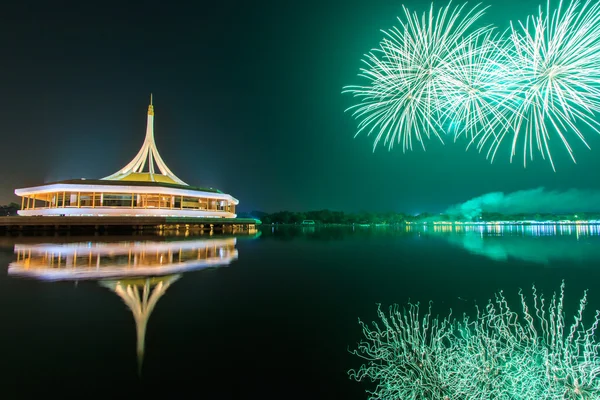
345 0 600 169
349 282 600 399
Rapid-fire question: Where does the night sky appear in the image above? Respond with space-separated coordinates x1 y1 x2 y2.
1 0 599 213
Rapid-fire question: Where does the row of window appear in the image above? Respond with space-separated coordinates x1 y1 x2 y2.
23 192 235 212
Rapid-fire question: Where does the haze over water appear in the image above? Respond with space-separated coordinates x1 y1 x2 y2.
0 225 599 399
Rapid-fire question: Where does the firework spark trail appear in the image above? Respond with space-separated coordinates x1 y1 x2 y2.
346 0 600 169
343 2 490 152
437 31 514 149
483 0 600 169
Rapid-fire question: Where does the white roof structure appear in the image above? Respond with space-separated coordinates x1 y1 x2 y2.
102 94 187 185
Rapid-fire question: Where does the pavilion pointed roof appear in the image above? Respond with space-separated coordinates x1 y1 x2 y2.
102 95 187 185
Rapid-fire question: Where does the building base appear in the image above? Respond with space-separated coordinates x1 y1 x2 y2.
0 216 260 233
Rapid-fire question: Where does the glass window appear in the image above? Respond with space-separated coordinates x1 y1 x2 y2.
103 193 134 208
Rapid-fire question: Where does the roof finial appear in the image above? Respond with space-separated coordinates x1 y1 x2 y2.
148 93 154 116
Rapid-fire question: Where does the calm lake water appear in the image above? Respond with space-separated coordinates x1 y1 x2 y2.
1 225 600 399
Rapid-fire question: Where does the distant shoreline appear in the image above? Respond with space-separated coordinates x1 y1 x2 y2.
261 220 600 227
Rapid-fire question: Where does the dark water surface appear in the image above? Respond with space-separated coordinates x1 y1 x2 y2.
1 225 600 399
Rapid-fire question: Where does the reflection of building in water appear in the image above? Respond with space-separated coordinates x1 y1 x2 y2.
100 275 180 374
7 236 247 373
9 238 238 280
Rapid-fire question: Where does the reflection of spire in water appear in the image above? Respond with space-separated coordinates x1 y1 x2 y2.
100 275 180 375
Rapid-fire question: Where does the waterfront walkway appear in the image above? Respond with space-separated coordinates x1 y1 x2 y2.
0 216 260 232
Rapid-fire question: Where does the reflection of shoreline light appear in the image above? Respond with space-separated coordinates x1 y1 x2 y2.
407 224 600 264
8 238 238 280
406 223 600 237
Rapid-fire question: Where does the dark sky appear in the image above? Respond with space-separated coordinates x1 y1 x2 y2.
1 0 598 213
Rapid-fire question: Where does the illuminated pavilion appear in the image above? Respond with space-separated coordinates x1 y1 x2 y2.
15 96 238 218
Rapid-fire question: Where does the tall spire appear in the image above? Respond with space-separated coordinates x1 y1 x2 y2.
102 95 187 185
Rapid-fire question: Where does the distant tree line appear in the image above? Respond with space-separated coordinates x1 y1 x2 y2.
238 210 600 224
0 203 20 216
